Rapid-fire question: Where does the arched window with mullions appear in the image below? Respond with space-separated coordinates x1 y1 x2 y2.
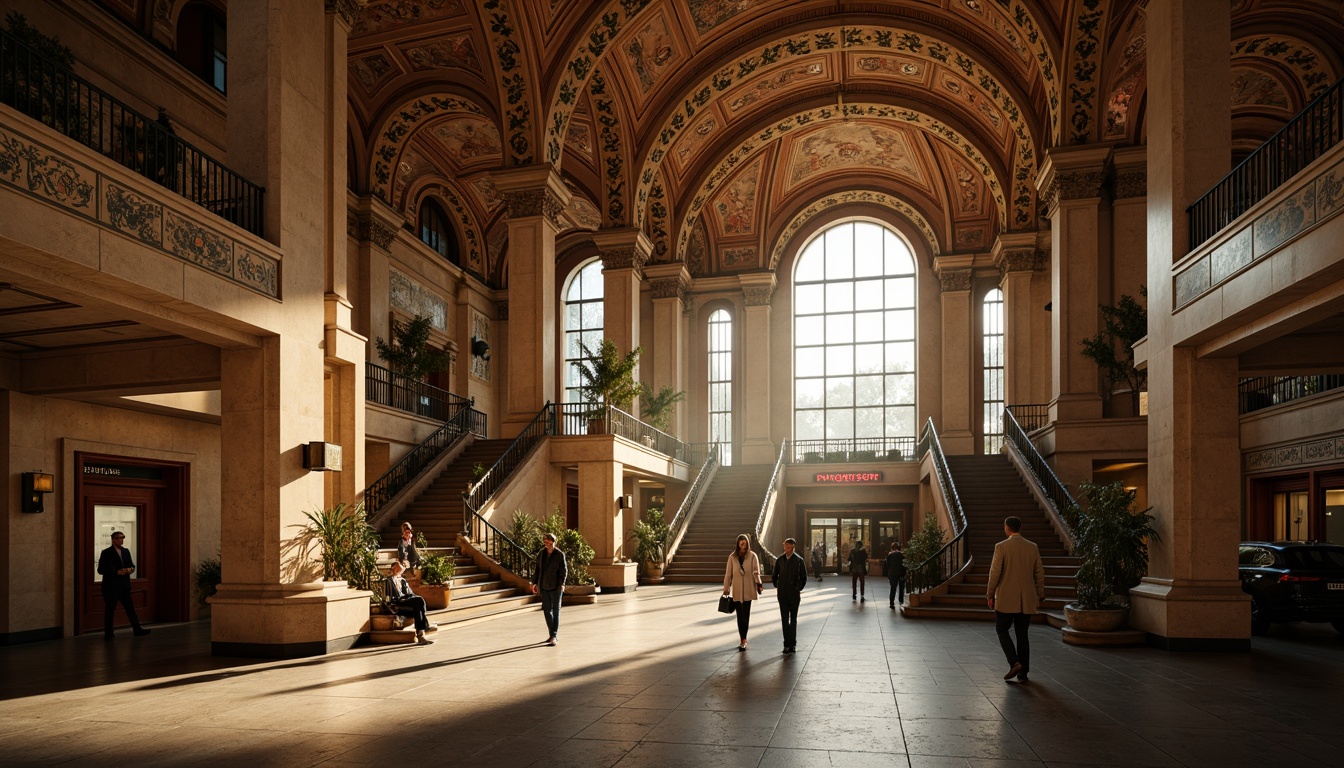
793 220 917 457
982 288 1005 454
708 308 733 465
562 259 604 404
418 198 459 266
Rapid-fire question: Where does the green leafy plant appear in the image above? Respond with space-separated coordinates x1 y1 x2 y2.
542 512 596 585
575 338 643 418
1069 482 1160 610
1080 287 1148 415
419 551 455 586
632 508 670 566
194 554 222 605
300 502 379 589
3 12 88 138
639 382 685 432
375 314 451 382
472 462 487 480
507 509 544 555
902 510 947 590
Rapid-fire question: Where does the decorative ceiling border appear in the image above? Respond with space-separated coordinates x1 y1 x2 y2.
479 0 534 165
589 69 628 226
1232 35 1337 100
1064 0 1109 144
674 103 1009 259
767 190 942 272
632 26 1038 231
369 95 488 204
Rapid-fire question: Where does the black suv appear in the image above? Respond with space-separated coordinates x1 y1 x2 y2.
1238 542 1344 635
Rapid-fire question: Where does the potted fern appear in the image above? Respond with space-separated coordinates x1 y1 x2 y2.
541 511 598 603
632 508 670 583
1064 482 1159 632
574 339 642 433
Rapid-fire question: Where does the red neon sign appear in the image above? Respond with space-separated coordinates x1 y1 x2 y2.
814 471 884 484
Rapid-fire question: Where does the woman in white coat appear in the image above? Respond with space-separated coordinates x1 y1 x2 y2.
723 533 763 651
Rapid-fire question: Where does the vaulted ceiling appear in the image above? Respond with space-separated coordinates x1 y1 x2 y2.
339 0 1344 283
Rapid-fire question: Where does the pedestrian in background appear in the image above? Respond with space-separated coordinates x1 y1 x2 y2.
723 533 762 651
849 540 869 602
886 542 907 608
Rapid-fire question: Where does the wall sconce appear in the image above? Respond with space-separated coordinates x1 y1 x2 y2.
617 494 634 509
21 471 54 513
471 336 491 361
302 442 343 472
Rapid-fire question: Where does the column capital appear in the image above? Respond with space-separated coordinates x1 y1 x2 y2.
1111 145 1148 199
738 272 777 307
992 232 1046 275
1037 145 1113 213
493 165 571 229
592 228 653 274
347 193 403 252
645 263 690 302
495 300 509 321
325 0 366 29
936 268 973 293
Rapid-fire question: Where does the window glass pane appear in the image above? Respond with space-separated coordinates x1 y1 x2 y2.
855 375 883 406
885 231 915 274
854 343 884 374
825 314 853 344
885 373 915 404
855 312 884 343
886 406 916 435
796 284 824 311
581 301 603 330
796 409 824 440
795 238 825 282
886 277 915 308
855 407 884 437
885 309 915 341
826 408 853 439
826 378 854 407
796 347 824 373
796 315 825 346
885 341 914 372
854 223 884 277
826 345 854 376
826 282 853 312
855 279 884 311
825 225 853 279
795 378 824 408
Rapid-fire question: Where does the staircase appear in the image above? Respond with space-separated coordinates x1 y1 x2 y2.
664 464 776 583
903 454 1077 624
372 439 538 636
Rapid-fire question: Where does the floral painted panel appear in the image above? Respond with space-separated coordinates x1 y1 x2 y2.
1317 162 1344 218
687 0 768 35
22 144 94 212
101 181 162 245
431 117 502 167
672 116 717 171
713 160 760 236
164 210 233 277
470 307 491 382
235 249 280 297
1209 228 1253 284
727 62 825 113
787 123 923 188
1254 185 1316 256
1231 68 1290 109
721 246 756 269
1174 257 1210 308
352 0 463 35
401 34 481 74
349 53 399 95
0 128 24 183
389 268 448 331
623 10 680 93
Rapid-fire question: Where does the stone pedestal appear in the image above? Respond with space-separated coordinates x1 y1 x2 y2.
209 581 370 657
588 562 638 593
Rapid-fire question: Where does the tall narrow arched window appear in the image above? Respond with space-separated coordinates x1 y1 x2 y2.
418 199 458 265
176 2 227 93
708 309 733 466
563 259 604 404
793 220 917 457
982 287 1005 454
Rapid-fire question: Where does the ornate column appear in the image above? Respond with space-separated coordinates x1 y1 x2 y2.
1037 145 1113 423
644 263 690 439
212 0 368 657
1129 0 1247 649
593 228 651 414
993 234 1050 408
935 261 975 454
739 272 776 464
493 165 569 436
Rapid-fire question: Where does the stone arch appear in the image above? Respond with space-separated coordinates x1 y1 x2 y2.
406 179 486 277
367 94 490 205
767 190 942 273
1062 0 1112 144
588 68 631 227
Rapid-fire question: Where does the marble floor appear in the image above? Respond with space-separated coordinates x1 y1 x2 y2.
2 582 1343 767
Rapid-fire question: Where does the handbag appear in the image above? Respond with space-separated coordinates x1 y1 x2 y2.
717 595 735 614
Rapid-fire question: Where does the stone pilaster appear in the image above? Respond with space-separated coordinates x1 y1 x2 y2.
644 263 690 438
935 260 974 453
492 165 570 435
993 233 1050 408
1110 146 1149 307
578 459 637 591
1129 0 1248 649
593 228 652 416
1037 144 1113 424
739 272 776 464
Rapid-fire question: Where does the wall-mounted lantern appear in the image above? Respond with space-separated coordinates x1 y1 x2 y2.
22 471 54 513
471 336 491 361
302 442 343 472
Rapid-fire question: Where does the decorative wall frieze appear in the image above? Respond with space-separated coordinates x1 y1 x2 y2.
1040 169 1109 212
742 284 775 307
389 268 447 330
495 300 509 321
1245 434 1344 473
995 248 1045 274
503 188 565 228
348 213 397 251
650 276 686 301
324 0 365 28
937 268 973 293
1113 169 1147 199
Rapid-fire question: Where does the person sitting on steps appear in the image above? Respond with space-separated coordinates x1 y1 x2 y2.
385 560 434 645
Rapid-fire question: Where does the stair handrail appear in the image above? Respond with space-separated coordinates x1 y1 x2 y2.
1002 405 1080 545
752 440 790 573
461 404 556 581
909 419 969 591
665 443 720 568
364 404 486 518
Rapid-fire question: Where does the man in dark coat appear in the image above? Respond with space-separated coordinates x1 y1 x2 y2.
97 531 150 639
531 532 568 646
771 537 808 653
385 560 433 645
885 542 907 608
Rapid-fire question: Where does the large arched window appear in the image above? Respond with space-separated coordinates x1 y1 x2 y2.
418 199 458 265
793 220 917 453
982 287 1005 454
563 259 604 403
708 308 733 465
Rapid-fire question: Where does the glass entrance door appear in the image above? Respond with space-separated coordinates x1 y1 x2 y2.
839 518 871 573
1275 491 1309 541
808 518 839 576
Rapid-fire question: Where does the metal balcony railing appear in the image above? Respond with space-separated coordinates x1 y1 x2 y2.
364 404 486 516
1239 375 1344 414
790 437 918 464
1188 76 1343 251
365 362 472 422
555 403 696 462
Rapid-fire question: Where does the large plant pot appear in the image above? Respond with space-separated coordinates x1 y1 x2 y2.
1064 604 1127 632
587 418 606 435
414 583 451 610
643 562 665 583
562 583 598 605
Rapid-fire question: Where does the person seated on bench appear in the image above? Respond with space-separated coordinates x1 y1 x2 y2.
385 560 433 645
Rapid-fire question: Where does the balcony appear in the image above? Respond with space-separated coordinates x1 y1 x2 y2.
1239 375 1344 415
365 362 471 422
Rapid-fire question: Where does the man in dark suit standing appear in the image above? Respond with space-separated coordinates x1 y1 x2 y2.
98 531 150 639
986 516 1045 682
531 532 567 647
885 542 907 608
772 537 808 653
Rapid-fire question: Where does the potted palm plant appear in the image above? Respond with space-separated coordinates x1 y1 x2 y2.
632 508 670 583
1064 482 1159 632
639 382 686 433
415 551 455 610
574 339 643 433
301 502 379 589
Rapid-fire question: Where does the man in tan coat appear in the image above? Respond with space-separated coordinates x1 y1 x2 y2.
986 516 1045 682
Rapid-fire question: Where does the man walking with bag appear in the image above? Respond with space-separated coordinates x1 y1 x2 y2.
986 516 1045 682
772 537 808 653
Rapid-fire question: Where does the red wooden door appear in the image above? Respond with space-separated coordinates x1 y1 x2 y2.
79 486 159 633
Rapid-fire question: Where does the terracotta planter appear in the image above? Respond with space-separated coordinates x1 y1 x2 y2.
643 562 665 583
1064 604 1127 632
414 583 451 610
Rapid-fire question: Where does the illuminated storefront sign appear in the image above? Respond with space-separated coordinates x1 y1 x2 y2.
814 471 884 484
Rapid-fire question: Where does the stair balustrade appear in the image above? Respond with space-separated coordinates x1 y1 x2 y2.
909 419 969 591
1002 406 1079 546
365 404 486 517
665 444 720 568
752 440 789 573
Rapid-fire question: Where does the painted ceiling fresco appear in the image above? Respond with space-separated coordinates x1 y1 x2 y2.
338 0 1344 283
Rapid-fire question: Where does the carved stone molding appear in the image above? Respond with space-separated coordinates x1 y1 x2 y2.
937 268 973 293
742 284 775 307
1113 169 1147 199
651 276 686 301
601 245 649 273
348 213 396 251
503 189 565 228
1041 169 1109 211
995 248 1045 274
495 301 509 321
324 0 365 28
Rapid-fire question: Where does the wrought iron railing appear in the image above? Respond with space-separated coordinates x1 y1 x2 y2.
751 440 790 574
462 403 556 527
364 404 486 516
1188 76 1343 251
0 27 265 236
555 402 696 462
1005 404 1049 432
665 444 720 568
790 436 917 464
1239 375 1344 414
908 420 969 591
463 508 536 584
365 362 472 422
1003 406 1079 545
